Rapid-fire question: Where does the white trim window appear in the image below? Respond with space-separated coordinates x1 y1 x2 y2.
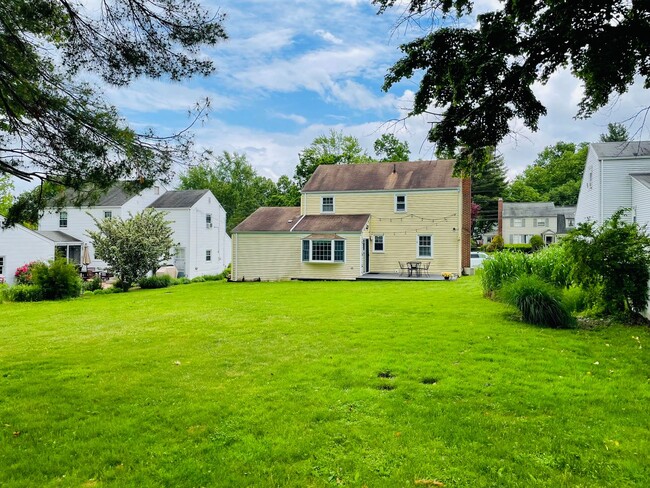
536 218 547 227
373 235 384 253
59 211 68 228
0 255 4 276
206 213 213 229
104 211 112 219
512 218 525 228
302 239 345 263
206 249 212 262
417 235 433 258
395 194 407 213
321 196 335 213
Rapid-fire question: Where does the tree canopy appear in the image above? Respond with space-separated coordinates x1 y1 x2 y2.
471 153 508 238
504 142 587 206
600 123 630 142
375 0 650 175
374 134 410 162
178 151 289 233
87 208 175 291
0 0 227 216
0 174 13 216
294 130 374 187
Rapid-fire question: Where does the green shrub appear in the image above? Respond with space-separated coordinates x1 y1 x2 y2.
6 284 45 302
486 235 504 252
113 279 131 292
14 261 41 285
31 259 81 300
191 276 206 283
500 276 574 329
83 276 103 292
562 286 589 314
530 235 544 252
178 277 192 285
139 275 172 289
503 243 533 253
527 245 572 288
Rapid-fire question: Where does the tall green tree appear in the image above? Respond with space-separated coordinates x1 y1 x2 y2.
505 142 587 206
178 152 278 233
87 208 175 291
1 0 227 220
374 134 410 162
600 123 630 142
0 174 14 216
294 130 374 187
471 154 508 238
375 0 650 175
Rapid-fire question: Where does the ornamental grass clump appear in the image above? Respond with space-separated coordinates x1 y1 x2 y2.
500 276 574 329
480 250 528 296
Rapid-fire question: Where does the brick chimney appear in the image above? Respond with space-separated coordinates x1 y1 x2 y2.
461 178 471 269
497 198 504 237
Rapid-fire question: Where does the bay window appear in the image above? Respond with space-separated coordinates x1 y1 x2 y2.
302 239 345 263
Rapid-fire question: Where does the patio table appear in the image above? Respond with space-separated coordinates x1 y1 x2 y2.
407 261 422 277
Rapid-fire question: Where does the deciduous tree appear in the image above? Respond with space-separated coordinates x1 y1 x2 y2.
87 208 175 291
374 134 410 162
375 0 650 175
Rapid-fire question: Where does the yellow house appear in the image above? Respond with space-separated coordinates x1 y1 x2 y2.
231 160 471 281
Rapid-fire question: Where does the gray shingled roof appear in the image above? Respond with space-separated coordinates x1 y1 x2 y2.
35 231 82 243
232 208 370 233
591 141 650 159
56 182 140 207
149 190 209 209
503 202 557 218
232 207 302 232
302 160 459 192
631 173 650 189
555 206 576 218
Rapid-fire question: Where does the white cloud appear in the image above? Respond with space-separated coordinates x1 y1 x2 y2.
273 113 308 125
314 29 343 45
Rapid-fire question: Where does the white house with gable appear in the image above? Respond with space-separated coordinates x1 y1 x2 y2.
34 183 230 279
576 141 650 226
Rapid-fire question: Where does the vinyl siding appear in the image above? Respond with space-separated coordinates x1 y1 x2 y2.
232 233 361 281
601 159 650 223
0 219 54 285
575 147 602 224
303 189 462 274
502 216 557 244
632 180 650 232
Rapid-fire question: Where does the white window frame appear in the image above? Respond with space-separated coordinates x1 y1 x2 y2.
302 239 345 263
417 234 433 259
104 211 112 219
512 218 525 228
536 218 546 227
321 196 335 214
373 235 385 253
206 249 212 262
395 194 407 213
206 213 213 229
59 211 68 228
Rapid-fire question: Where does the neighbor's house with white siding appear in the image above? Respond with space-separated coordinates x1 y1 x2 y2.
0 216 82 285
231 160 471 281
499 201 576 245
575 141 650 226
36 183 230 279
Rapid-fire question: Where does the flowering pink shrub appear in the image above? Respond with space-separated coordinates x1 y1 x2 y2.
14 261 40 285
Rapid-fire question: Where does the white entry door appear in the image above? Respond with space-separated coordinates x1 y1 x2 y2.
174 248 186 277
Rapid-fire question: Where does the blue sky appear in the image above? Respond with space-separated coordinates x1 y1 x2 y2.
30 0 650 189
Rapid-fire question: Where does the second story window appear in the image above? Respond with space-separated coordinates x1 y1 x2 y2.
59 211 68 228
206 250 212 262
206 213 213 228
104 211 112 219
512 218 525 227
321 196 334 213
536 218 547 226
395 194 407 212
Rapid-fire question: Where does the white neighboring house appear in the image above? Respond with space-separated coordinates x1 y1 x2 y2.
575 141 650 225
148 190 231 278
37 183 230 279
0 215 82 285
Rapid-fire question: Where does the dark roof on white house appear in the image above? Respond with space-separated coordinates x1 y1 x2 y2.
35 231 82 243
503 202 558 218
631 173 650 189
302 160 460 192
554 206 576 218
232 207 370 233
149 190 209 209
591 141 650 159
56 182 142 207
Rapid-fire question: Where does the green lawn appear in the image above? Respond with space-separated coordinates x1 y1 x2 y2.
1 278 649 487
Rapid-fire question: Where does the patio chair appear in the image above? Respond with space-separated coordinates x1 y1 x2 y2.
398 261 408 276
420 261 431 277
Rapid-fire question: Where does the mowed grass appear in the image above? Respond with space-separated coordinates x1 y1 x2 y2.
1 278 649 487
